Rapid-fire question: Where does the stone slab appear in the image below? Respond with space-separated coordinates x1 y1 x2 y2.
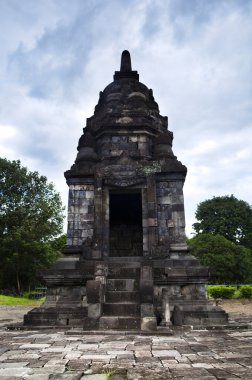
81 376 107 380
0 362 29 368
0 312 252 378
0 367 33 376
49 372 83 379
20 344 51 349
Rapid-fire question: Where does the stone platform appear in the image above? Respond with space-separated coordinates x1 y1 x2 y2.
1 311 252 379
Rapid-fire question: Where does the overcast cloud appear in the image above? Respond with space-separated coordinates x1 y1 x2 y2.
1 0 252 235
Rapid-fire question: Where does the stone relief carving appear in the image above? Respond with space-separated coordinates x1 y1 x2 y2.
104 177 145 187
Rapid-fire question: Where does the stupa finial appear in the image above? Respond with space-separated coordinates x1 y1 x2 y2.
120 50 132 72
114 50 138 80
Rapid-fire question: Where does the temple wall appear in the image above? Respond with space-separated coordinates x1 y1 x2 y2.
156 180 186 245
96 135 151 158
67 184 94 246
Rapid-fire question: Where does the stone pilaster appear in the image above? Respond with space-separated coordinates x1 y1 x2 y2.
67 184 94 247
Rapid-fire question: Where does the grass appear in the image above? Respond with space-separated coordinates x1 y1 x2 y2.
0 295 45 306
102 369 116 379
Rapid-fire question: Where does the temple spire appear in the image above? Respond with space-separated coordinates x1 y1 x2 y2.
120 50 132 71
114 50 139 80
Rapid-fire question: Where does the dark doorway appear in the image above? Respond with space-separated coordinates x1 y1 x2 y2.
109 192 143 257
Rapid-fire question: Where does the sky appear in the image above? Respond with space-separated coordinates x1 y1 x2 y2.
1 0 252 236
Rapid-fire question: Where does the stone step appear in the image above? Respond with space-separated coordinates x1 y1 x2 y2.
107 256 143 264
99 316 141 330
105 291 139 303
110 250 142 257
24 307 88 327
183 310 228 325
106 278 139 291
103 302 140 316
107 267 140 279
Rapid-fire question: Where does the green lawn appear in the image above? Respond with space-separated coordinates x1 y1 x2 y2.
0 295 45 306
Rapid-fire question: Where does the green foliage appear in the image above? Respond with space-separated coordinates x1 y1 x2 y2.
0 295 44 306
50 234 66 252
237 285 252 298
207 285 236 299
22 287 47 299
0 158 65 292
188 233 252 284
207 285 252 299
193 195 252 248
102 369 115 380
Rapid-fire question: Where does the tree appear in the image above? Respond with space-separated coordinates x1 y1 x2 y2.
193 195 252 248
188 233 252 284
0 158 65 292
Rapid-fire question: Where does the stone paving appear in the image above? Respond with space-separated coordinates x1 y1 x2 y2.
0 315 252 379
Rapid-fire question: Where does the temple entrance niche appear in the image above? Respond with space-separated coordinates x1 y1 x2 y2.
109 190 143 257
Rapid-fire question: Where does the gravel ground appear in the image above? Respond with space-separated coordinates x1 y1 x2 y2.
0 305 35 325
219 299 252 315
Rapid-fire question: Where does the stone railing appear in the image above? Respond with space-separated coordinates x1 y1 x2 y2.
86 262 108 325
140 265 157 331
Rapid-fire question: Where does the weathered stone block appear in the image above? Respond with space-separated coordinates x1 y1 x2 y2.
49 372 83 379
141 303 154 317
85 191 94 199
141 317 157 331
140 266 153 303
172 305 184 326
86 280 103 303
88 303 102 319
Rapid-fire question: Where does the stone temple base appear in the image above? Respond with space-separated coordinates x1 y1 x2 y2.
24 250 228 330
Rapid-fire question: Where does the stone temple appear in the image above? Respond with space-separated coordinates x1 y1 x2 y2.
24 51 227 330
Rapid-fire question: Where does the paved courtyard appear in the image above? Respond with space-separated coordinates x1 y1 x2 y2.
0 310 252 379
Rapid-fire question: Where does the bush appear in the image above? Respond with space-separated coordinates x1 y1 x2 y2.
208 285 236 299
237 285 252 298
22 288 47 300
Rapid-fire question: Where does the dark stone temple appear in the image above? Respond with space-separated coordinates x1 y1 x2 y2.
24 51 227 330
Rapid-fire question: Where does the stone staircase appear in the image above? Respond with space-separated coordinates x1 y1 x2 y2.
99 265 141 330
